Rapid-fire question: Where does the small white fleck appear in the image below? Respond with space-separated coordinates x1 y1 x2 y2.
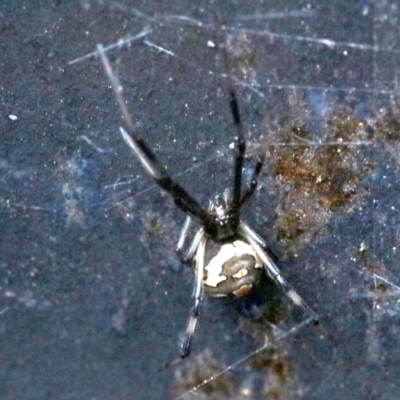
362 6 370 16
8 114 18 121
207 40 215 48
320 39 335 49
233 269 248 279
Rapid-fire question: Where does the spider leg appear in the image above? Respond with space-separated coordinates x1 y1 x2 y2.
220 45 246 211
176 216 192 263
163 233 206 369
180 233 206 358
229 82 246 211
239 139 267 209
176 217 203 264
239 222 319 324
239 220 267 248
239 219 278 258
221 44 266 212
97 44 208 225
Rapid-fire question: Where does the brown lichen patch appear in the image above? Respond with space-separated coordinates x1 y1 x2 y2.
138 208 178 267
139 210 167 249
238 308 295 400
142 210 165 234
259 352 293 400
353 246 392 296
369 280 390 294
373 102 400 142
274 186 332 251
170 349 234 399
370 101 400 173
170 304 299 399
238 302 286 344
270 107 371 251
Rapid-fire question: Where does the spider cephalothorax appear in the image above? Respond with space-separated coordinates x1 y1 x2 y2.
204 193 240 239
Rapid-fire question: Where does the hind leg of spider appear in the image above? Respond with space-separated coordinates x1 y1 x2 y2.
162 234 207 369
239 222 319 324
241 222 340 348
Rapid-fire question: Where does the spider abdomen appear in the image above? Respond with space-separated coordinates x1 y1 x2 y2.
203 240 263 298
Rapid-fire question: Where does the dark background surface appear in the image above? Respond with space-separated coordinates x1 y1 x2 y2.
1 1 400 399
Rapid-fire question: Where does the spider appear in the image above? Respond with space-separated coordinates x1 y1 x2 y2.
96 42 318 367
